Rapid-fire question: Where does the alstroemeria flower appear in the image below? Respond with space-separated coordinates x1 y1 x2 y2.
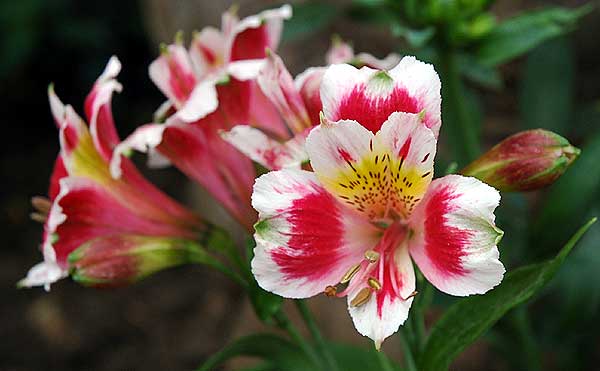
222 41 401 171
20 57 204 290
250 62 504 348
112 5 293 231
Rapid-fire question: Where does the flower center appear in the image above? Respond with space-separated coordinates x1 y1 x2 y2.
324 221 417 306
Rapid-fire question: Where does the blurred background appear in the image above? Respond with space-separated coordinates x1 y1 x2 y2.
1 0 599 370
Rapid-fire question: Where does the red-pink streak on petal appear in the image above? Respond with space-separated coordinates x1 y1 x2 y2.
230 25 269 61
424 185 472 277
335 85 419 133
271 189 345 281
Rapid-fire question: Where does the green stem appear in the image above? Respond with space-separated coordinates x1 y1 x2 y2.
295 300 340 371
188 250 249 288
398 329 418 371
273 310 322 369
412 280 433 354
511 306 542 371
376 350 395 371
440 49 481 165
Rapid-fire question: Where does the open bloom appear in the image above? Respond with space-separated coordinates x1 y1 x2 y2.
251 60 504 347
112 5 293 230
221 40 401 171
20 57 204 290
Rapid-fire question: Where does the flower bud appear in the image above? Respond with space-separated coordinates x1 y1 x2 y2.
461 129 580 192
68 235 203 288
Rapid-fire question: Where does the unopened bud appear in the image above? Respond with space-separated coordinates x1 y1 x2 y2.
461 129 580 192
68 235 202 288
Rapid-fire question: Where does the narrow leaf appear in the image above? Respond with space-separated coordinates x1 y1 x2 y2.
476 5 591 66
419 218 597 371
197 334 312 371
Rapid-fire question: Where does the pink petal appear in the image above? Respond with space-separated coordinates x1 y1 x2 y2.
252 169 379 298
84 56 123 160
49 155 67 201
375 112 436 218
149 43 198 108
326 39 355 64
258 51 311 134
408 175 505 296
295 67 325 128
222 125 307 170
348 241 415 348
227 4 292 62
177 78 219 122
321 57 441 135
189 27 226 78
50 177 200 267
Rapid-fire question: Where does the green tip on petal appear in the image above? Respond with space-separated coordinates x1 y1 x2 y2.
216 74 231 86
159 43 169 55
174 30 184 45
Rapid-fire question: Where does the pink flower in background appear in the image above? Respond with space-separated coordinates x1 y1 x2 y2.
113 5 294 230
222 39 402 171
250 60 504 348
20 57 204 290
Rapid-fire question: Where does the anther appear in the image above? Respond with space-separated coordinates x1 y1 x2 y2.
364 250 380 263
340 263 361 284
350 287 372 307
324 285 337 297
31 196 51 214
367 277 382 291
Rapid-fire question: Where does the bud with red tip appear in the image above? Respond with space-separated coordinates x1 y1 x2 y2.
461 129 580 192
68 235 207 288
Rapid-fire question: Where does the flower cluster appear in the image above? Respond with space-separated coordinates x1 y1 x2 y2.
22 4 579 348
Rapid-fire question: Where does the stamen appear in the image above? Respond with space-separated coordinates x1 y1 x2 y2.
401 290 419 301
340 263 361 284
367 277 382 291
364 250 380 263
324 285 337 297
30 212 47 223
350 287 372 307
31 196 51 214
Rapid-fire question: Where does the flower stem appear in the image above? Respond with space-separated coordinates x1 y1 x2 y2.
295 300 340 371
439 48 481 165
399 329 418 371
511 306 541 371
376 349 395 371
273 310 322 369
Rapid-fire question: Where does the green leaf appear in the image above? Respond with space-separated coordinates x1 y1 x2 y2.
391 23 435 49
328 343 403 371
197 336 403 371
196 334 313 371
419 218 597 371
282 2 337 42
519 37 574 134
476 5 591 67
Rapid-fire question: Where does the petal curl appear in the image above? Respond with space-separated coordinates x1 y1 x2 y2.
149 44 198 108
408 175 505 296
251 169 379 298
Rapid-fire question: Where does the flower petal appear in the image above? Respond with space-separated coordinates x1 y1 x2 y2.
295 67 324 128
306 113 435 220
84 56 123 160
221 125 307 170
258 51 311 133
375 112 436 218
177 78 219 122
149 44 198 108
348 244 415 349
408 175 505 296
189 27 226 77
227 4 292 62
321 57 440 135
252 169 379 298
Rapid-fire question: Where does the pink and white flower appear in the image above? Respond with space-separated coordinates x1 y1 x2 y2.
222 43 411 172
250 61 504 348
113 5 294 230
20 57 204 290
